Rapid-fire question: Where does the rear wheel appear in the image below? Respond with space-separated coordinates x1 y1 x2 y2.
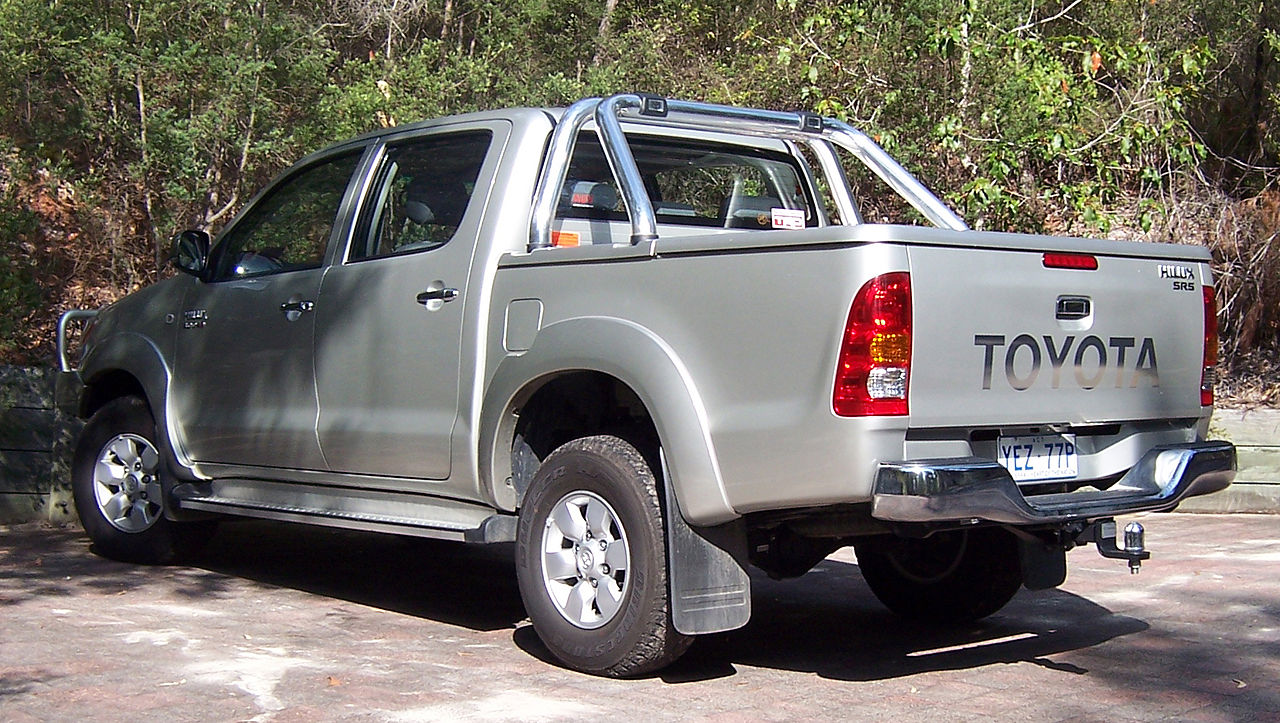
71 396 215 564
854 527 1023 622
516 435 691 676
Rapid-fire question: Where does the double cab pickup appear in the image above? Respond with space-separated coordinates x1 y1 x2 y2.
57 95 1236 676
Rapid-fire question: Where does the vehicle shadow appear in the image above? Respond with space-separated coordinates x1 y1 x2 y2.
650 557 1149 683
509 553 1148 683
2 521 1147 682
190 519 527 632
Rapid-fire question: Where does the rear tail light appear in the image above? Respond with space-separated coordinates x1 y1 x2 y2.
834 272 911 416
1202 285 1218 406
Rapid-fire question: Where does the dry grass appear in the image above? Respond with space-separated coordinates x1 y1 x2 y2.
1219 347 1280 408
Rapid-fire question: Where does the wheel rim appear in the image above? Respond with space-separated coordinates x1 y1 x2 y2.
92 433 163 533
540 491 631 630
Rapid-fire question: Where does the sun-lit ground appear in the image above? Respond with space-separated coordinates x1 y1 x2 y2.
1 512 1276 721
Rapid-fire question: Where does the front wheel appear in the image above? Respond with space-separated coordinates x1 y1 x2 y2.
515 435 691 676
854 527 1023 623
71 396 214 564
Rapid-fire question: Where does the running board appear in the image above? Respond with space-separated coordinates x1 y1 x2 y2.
172 479 516 543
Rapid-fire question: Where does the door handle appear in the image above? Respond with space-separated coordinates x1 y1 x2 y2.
280 300 315 314
416 288 459 305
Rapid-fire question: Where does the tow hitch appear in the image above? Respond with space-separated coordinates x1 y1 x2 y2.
1079 519 1150 573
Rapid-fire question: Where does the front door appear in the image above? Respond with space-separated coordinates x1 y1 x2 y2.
171 149 365 470
314 125 504 480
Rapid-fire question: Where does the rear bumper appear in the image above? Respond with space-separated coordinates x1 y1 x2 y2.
872 441 1236 525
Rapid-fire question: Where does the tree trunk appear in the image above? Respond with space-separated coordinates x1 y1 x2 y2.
592 0 619 68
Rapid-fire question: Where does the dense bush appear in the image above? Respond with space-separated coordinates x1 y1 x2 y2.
0 0 1275 388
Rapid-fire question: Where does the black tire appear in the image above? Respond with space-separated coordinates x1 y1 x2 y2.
515 435 692 676
854 527 1023 623
71 396 215 564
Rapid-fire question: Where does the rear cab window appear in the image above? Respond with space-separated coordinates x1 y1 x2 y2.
553 133 820 246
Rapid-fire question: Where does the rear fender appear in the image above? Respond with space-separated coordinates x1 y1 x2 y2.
480 316 734 526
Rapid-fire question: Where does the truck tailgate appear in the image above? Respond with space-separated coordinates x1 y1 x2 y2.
907 242 1209 429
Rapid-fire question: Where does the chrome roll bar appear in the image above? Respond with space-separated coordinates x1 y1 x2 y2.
57 308 99 372
529 98 601 251
528 94 968 251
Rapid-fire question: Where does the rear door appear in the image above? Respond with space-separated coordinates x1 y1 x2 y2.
313 122 506 480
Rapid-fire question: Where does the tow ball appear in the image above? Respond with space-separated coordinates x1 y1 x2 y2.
1079 519 1149 574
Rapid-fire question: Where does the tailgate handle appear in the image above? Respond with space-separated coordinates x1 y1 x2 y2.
1056 296 1091 320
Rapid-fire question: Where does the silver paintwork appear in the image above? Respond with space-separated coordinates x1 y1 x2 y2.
540 490 631 629
62 96 1229 542
312 118 513 481
92 433 163 532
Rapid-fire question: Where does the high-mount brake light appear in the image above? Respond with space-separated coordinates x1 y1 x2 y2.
1043 252 1099 270
834 272 911 417
1202 285 1218 407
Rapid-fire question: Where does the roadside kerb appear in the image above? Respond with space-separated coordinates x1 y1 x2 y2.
0 365 80 524
1179 407 1280 513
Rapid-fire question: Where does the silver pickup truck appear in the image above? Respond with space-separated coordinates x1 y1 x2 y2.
56 94 1236 676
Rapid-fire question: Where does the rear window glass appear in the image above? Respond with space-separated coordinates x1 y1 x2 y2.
559 134 818 230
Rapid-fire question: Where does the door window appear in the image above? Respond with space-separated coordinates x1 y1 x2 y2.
350 130 493 261
209 151 363 281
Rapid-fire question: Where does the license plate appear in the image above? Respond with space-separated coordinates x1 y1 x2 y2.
996 434 1078 482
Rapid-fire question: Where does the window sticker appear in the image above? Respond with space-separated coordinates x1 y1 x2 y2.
771 207 805 230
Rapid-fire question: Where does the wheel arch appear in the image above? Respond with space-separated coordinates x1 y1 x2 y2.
479 316 735 526
79 332 185 471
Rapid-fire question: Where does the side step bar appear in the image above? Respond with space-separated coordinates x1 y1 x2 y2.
172 479 516 543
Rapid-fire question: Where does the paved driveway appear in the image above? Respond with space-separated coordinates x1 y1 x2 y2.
1 513 1276 722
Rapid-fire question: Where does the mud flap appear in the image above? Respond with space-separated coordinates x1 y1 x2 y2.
662 455 751 635
1018 537 1067 590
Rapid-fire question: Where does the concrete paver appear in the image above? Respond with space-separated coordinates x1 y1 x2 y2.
1 513 1277 722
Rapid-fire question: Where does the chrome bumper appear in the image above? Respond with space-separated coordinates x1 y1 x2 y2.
872 441 1236 525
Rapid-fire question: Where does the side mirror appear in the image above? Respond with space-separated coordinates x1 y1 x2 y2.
171 229 211 278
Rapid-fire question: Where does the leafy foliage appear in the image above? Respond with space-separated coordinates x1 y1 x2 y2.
0 0 1276 375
